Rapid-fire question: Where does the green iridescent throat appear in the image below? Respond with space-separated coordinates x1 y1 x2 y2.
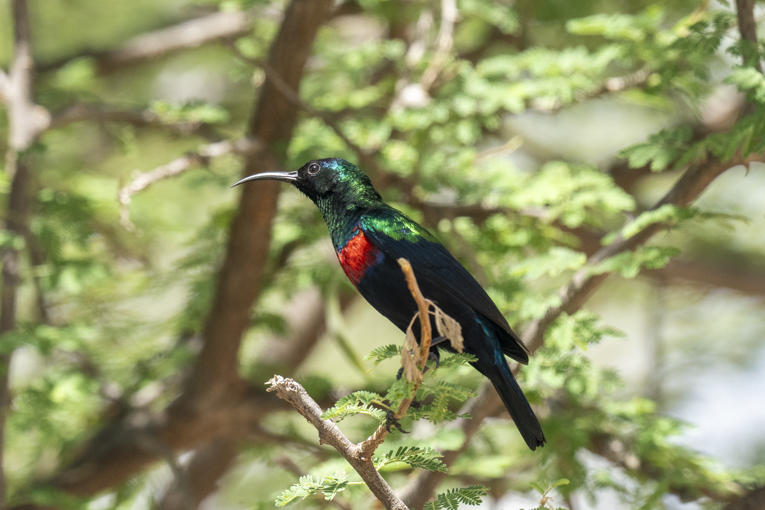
313 160 383 247
310 159 438 249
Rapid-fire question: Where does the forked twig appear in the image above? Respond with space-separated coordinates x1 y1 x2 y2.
267 258 455 510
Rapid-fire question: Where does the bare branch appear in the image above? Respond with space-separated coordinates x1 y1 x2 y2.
39 10 259 74
225 41 372 163
117 137 262 231
2 1 36 505
267 376 409 510
185 0 334 400
267 260 457 509
724 487 765 510
420 0 458 91
4 0 47 153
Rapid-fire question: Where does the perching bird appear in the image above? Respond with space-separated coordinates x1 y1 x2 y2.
233 158 545 450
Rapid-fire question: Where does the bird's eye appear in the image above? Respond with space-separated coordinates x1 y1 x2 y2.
307 163 320 176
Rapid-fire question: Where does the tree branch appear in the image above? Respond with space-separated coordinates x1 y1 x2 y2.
158 438 238 510
1 1 36 506
44 0 336 498
267 376 409 510
420 0 458 91
38 10 259 74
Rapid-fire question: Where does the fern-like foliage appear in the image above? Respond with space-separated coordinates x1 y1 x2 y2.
433 352 478 369
423 486 489 510
363 343 401 366
374 446 447 473
409 381 477 423
275 472 349 507
320 391 387 423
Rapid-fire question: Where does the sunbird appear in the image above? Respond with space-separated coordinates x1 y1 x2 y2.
234 158 545 450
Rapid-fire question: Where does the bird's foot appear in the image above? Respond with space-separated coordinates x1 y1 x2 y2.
385 410 410 433
423 349 441 374
395 367 404 380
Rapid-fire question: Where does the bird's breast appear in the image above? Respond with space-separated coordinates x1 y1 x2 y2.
336 228 383 286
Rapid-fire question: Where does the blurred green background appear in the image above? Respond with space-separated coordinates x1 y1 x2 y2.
1 0 765 509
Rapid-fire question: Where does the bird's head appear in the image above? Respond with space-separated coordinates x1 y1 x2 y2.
232 158 382 207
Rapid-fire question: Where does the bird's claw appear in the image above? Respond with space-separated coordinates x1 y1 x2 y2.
427 350 440 371
385 410 410 433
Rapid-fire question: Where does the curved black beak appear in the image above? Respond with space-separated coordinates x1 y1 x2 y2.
231 171 298 188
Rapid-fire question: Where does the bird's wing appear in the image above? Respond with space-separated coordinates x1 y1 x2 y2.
360 208 530 363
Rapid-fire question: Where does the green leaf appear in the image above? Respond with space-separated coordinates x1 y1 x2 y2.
724 67 765 103
321 391 387 423
149 100 230 125
434 352 478 369
275 472 349 506
618 204 697 240
619 127 693 171
424 486 489 509
511 247 587 279
374 446 447 473
592 245 681 279
363 344 401 366
409 381 478 423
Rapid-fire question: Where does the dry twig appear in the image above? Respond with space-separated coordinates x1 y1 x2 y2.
267 259 452 510
267 376 409 510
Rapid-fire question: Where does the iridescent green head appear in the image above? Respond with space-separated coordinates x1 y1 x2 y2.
233 158 383 208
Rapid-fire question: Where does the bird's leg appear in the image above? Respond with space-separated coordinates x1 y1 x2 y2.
422 337 446 373
385 410 410 433
426 349 440 371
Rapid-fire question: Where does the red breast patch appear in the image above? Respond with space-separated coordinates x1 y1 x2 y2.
337 230 381 285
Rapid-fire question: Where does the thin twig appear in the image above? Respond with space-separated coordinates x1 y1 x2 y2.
420 0 458 91
358 259 433 457
38 9 261 74
267 260 446 510
267 376 409 510
117 138 262 231
225 40 371 160
1 1 36 506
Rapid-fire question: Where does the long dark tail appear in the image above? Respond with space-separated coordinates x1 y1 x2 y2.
488 360 546 450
